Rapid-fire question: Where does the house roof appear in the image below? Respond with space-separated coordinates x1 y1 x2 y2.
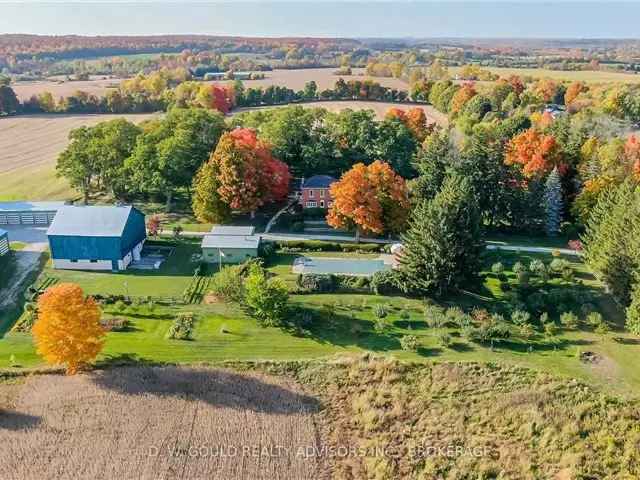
210 225 256 236
302 175 337 189
0 201 67 213
201 234 260 249
47 206 138 237
0 229 7 237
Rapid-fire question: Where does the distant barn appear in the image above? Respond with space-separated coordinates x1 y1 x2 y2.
47 205 146 271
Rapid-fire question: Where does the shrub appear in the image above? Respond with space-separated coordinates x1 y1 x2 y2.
539 312 549 324
244 264 289 327
512 261 526 274
425 305 446 327
400 334 419 352
210 265 245 303
374 317 388 334
166 312 195 340
529 259 547 276
560 311 579 329
586 311 603 327
100 317 131 332
561 267 575 282
519 323 536 340
549 258 571 274
373 304 388 319
370 270 400 295
543 321 558 337
399 309 411 321
297 273 338 293
436 332 453 348
511 309 532 326
491 262 504 275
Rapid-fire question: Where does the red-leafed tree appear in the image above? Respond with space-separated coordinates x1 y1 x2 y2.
200 83 234 113
505 128 564 177
213 128 291 215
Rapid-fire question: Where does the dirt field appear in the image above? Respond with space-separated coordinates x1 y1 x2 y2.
216 67 408 91
449 65 640 84
236 100 448 125
0 113 158 201
11 68 407 102
11 76 123 102
0 366 326 480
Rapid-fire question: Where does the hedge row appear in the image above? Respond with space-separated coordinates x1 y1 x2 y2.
274 239 388 253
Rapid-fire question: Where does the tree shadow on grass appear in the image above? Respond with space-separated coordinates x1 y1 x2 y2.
0 411 41 430
613 337 640 345
90 365 320 415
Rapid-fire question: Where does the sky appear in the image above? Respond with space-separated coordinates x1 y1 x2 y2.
0 1 639 38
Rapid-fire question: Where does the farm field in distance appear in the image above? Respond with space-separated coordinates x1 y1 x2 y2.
449 65 640 83
0 113 158 201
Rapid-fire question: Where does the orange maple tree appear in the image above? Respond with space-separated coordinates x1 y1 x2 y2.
385 107 431 142
564 81 587 105
624 135 640 179
32 283 105 375
213 128 291 214
507 75 525 95
449 82 477 116
327 160 409 237
534 79 559 103
505 128 564 177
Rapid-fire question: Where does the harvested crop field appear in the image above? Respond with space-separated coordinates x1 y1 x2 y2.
0 113 158 201
213 67 409 91
0 366 326 480
11 76 124 102
237 100 448 125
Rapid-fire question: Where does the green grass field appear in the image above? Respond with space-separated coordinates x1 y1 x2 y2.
1 246 639 397
450 65 640 84
0 164 76 202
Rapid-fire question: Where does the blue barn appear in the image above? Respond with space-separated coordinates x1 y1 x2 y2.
47 206 146 271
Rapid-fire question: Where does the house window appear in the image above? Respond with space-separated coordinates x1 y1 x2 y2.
320 189 325 198
90 259 98 263
306 201 317 208
308 189 314 198
320 200 325 208
70 259 78 263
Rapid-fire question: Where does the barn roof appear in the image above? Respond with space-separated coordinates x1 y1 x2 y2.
210 225 256 236
47 206 138 237
201 235 260 249
0 201 66 213
302 175 336 189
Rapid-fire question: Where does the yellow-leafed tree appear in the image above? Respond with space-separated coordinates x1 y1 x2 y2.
32 283 105 375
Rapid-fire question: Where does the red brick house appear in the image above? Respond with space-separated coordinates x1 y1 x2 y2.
300 175 336 209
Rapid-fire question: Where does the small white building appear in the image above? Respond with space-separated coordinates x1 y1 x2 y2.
201 225 260 264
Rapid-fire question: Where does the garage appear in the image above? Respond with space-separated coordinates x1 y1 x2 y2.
0 201 66 226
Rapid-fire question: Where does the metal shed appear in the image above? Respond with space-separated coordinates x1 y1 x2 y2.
0 201 66 226
0 229 9 256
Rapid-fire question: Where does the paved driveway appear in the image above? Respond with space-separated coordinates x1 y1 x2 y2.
1 225 48 244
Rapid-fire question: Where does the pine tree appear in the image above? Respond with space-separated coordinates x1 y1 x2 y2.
543 167 563 236
627 282 640 335
412 130 452 201
582 181 640 304
398 173 484 296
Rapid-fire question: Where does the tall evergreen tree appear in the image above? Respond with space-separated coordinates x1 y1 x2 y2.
543 167 563 236
398 173 484 296
582 181 640 303
412 130 454 201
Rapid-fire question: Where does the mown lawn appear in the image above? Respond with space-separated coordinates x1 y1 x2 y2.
2 248 639 397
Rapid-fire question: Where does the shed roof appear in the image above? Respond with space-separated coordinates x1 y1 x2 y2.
302 175 336 189
47 206 137 237
210 225 256 236
0 201 67 213
201 234 260 249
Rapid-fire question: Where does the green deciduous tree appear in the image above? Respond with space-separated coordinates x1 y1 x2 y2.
243 264 289 327
126 108 226 210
